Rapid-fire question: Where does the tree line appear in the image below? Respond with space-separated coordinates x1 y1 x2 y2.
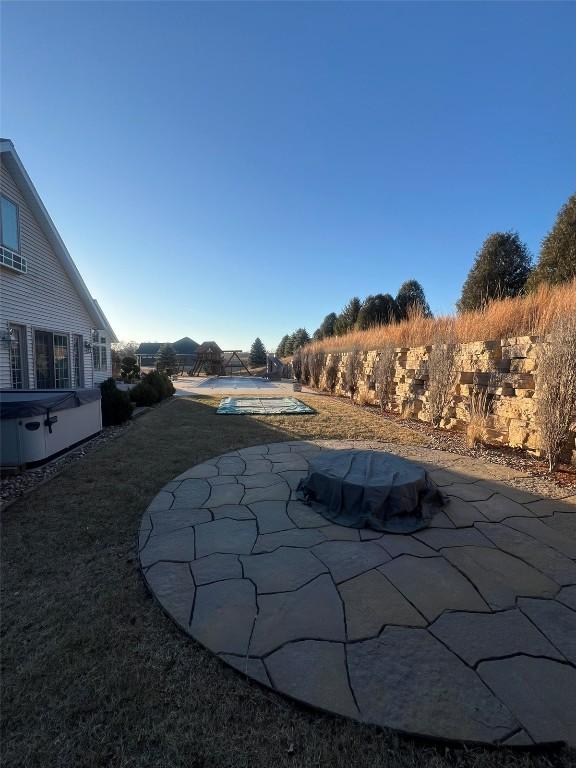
275 192 576 355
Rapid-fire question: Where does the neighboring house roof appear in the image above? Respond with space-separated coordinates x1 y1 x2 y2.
172 337 199 354
136 337 199 356
0 138 118 342
136 342 162 355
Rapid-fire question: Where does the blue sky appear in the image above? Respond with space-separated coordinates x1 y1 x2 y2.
2 1 575 351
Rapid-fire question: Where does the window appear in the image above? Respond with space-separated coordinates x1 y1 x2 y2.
92 331 108 372
34 330 70 389
9 324 27 389
1 195 20 252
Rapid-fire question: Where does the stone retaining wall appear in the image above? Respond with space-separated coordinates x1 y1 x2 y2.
309 336 576 464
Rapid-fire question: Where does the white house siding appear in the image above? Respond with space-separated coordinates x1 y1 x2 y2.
0 163 112 389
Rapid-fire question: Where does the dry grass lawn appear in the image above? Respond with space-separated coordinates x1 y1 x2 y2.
1 394 572 768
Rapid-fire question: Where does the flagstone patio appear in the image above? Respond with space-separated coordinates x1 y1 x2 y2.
138 440 576 747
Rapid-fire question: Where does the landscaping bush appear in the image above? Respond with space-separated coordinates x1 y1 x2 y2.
309 349 324 388
373 344 396 413
345 346 363 403
130 371 175 407
98 378 133 426
292 348 302 382
145 370 175 399
120 354 140 382
536 313 576 471
324 354 340 394
427 338 459 427
130 381 160 407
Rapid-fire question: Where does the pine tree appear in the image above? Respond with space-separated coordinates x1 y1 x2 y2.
291 328 311 350
527 194 576 290
284 334 295 355
157 344 178 375
249 337 267 367
356 294 398 330
457 232 532 313
396 279 432 320
276 335 290 357
335 297 361 335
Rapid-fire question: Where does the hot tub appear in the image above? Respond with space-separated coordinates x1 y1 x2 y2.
0 389 102 467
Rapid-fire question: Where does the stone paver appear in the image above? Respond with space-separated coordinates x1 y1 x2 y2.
518 598 576 664
478 657 576 745
339 569 426 639
348 627 518 743
380 555 490 620
429 609 563 666
241 547 326 593
265 641 359 718
249 574 345 656
443 546 559 609
139 440 576 747
194 518 257 558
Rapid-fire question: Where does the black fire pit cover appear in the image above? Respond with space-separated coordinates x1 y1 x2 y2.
297 450 445 533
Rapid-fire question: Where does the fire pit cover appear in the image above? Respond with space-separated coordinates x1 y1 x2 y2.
297 450 445 533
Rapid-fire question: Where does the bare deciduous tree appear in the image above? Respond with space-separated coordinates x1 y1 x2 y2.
345 346 363 403
427 339 459 428
536 313 576 471
373 344 396 413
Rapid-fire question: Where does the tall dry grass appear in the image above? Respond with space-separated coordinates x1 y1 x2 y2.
307 280 576 353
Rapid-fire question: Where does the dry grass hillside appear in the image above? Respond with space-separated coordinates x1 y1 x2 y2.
308 280 576 353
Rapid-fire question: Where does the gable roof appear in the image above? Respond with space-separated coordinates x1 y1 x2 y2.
0 139 118 342
136 337 199 356
172 337 199 354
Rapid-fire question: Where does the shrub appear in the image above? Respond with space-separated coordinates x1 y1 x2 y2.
324 354 340 394
345 346 363 403
145 370 175 400
130 381 160 407
309 349 324 389
301 349 311 385
373 344 396 413
98 378 133 426
292 348 302 382
120 355 140 382
536 313 576 471
427 339 459 428
465 372 496 448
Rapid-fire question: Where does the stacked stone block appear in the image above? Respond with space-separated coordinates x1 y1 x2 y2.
315 336 575 463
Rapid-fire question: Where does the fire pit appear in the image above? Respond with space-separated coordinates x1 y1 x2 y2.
298 449 445 533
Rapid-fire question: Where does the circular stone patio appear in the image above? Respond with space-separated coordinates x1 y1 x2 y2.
138 440 576 747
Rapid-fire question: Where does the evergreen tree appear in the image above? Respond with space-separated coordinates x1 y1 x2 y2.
335 297 361 335
356 294 398 330
276 334 290 357
284 334 295 355
457 232 532 312
527 194 576 290
291 328 311 350
249 337 267 367
157 344 178 376
396 279 432 320
317 312 337 340
312 328 324 341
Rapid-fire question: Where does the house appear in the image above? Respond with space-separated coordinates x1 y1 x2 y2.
0 139 117 390
135 336 199 367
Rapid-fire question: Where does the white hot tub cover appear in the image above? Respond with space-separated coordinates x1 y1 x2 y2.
297 449 445 533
